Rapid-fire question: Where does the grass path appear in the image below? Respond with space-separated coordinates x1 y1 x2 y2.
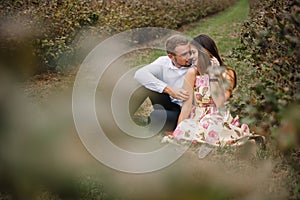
183 0 249 56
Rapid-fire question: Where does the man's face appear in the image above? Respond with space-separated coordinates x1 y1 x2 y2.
169 44 192 68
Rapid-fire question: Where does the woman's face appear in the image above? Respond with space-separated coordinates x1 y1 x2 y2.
190 44 198 65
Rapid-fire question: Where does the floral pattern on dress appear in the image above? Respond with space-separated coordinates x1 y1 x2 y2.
164 74 252 147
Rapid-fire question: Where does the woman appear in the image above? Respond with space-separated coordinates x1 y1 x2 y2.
192 34 237 102
163 35 263 158
177 35 235 123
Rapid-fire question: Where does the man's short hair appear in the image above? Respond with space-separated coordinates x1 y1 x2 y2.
166 34 189 55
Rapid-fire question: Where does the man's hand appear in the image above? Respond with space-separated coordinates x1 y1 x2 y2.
163 86 189 101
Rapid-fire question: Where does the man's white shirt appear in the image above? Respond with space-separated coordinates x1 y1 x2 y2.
134 56 189 106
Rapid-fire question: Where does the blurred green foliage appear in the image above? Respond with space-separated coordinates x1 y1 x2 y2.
1 0 299 199
231 2 299 197
0 0 237 73
231 0 300 138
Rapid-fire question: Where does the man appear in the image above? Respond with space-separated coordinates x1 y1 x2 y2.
130 34 193 131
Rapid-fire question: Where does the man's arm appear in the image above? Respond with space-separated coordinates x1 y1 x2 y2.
134 60 167 93
134 56 189 100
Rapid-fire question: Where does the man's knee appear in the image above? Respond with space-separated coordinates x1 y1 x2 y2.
150 108 180 132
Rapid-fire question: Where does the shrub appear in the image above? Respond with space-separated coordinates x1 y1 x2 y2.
0 0 237 74
232 0 300 146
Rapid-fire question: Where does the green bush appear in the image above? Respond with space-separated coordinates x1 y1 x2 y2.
0 0 103 73
0 0 237 73
232 0 299 147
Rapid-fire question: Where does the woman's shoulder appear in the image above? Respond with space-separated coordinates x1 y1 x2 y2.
187 66 198 75
225 65 235 72
224 65 237 89
224 66 235 76
184 67 198 81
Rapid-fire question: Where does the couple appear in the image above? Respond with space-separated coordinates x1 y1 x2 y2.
131 34 263 154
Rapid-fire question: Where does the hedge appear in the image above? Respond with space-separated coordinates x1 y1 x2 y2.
0 0 237 74
232 0 300 151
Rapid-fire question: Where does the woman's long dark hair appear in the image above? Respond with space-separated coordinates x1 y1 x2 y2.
190 39 211 74
191 34 237 89
192 34 224 66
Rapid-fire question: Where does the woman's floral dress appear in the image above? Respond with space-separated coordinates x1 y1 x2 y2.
163 73 252 147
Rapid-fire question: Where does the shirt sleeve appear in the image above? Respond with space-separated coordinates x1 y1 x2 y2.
134 57 168 93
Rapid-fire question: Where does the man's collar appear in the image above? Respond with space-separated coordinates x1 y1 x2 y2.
169 60 180 70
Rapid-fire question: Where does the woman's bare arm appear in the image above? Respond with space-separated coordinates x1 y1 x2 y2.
177 67 197 125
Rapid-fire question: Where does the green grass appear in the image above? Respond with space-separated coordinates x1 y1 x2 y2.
134 0 250 67
184 0 250 56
